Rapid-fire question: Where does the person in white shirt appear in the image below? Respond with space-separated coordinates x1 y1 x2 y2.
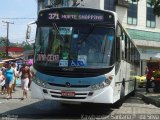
0 70 5 95
11 63 18 92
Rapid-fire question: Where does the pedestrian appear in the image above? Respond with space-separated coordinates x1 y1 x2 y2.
26 59 33 88
5 64 14 99
19 63 32 100
1 63 7 75
11 63 18 91
146 65 153 93
0 71 6 95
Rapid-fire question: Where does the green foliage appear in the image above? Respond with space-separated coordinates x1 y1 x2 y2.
23 44 32 51
153 70 160 78
21 41 33 51
0 37 6 46
0 52 6 58
0 52 12 59
151 0 160 17
0 37 6 41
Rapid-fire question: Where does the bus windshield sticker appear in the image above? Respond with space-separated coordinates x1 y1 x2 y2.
59 60 68 67
73 34 78 39
62 52 69 60
78 55 87 66
70 60 77 66
78 61 85 66
59 27 72 35
69 60 85 67
36 54 59 62
108 36 114 41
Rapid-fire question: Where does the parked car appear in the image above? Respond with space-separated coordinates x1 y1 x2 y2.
136 75 147 88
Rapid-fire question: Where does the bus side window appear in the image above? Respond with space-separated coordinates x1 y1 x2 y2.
125 35 128 60
121 30 125 60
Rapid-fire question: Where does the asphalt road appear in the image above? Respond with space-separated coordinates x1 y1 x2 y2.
0 87 160 120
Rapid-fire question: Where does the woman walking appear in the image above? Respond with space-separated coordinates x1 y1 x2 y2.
19 63 32 100
5 64 14 99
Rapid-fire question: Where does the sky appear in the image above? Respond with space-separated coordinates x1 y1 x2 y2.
0 0 37 43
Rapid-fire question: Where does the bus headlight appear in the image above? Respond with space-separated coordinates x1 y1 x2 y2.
91 79 111 90
35 78 47 88
91 84 98 90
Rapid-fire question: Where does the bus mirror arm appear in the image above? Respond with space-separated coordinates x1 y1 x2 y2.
26 25 31 39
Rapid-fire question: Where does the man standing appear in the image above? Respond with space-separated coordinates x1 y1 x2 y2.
146 65 153 93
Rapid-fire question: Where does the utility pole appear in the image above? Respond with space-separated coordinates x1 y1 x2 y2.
2 21 14 57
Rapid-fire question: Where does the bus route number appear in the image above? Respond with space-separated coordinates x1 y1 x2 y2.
48 13 60 20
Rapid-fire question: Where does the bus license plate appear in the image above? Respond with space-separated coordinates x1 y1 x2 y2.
61 91 75 97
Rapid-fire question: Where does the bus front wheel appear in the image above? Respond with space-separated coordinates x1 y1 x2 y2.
113 84 125 108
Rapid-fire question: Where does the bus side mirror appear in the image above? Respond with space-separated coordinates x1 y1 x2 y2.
26 25 31 39
26 21 36 45
33 43 35 50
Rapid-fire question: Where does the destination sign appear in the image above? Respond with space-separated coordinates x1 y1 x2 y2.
38 8 115 24
48 12 104 21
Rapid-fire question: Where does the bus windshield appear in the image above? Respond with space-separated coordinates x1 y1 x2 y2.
35 23 115 69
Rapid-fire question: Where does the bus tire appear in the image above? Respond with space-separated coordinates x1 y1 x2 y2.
113 84 125 108
131 79 137 96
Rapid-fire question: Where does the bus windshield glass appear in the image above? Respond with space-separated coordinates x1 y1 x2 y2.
35 23 115 68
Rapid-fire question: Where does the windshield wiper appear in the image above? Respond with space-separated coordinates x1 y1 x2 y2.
78 24 95 45
52 23 64 41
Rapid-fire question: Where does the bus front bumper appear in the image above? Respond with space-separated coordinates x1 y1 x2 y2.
30 82 114 104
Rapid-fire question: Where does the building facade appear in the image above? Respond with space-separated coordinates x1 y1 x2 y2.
37 0 160 75
0 46 23 58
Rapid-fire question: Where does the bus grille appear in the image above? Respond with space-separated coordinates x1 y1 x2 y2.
48 83 90 88
51 95 86 99
49 90 88 99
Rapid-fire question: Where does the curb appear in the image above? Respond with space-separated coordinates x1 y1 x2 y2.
142 95 160 107
136 92 160 107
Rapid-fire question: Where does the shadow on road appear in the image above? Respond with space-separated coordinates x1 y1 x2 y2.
0 100 113 119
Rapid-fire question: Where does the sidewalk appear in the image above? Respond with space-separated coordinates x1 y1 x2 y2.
136 88 160 107
0 79 22 102
0 86 32 104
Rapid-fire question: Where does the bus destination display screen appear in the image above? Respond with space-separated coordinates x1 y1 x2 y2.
48 12 104 21
38 8 114 24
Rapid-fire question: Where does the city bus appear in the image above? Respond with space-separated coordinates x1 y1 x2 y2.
29 7 140 107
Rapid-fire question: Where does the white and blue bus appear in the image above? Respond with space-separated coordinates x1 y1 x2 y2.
30 7 140 107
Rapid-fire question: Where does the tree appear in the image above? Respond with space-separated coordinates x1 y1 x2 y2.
21 41 32 51
23 44 32 51
0 37 6 44
151 0 160 16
